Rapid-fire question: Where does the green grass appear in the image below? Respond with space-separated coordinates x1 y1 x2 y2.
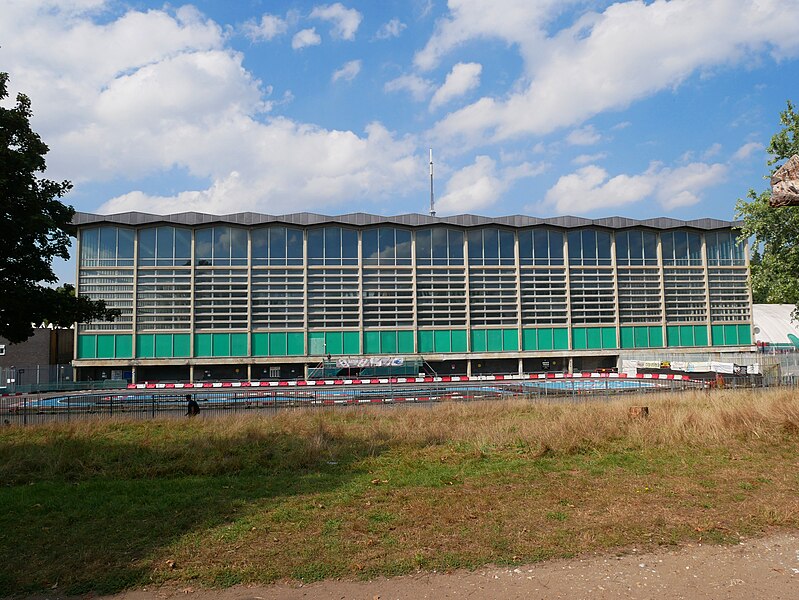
0 389 797 595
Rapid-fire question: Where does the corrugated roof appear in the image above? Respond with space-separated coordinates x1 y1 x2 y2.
72 211 741 230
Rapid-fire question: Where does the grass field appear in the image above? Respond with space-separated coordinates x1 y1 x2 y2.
0 388 797 596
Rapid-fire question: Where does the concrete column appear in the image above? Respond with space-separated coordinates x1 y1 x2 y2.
466 359 472 376
189 364 194 383
131 366 138 384
518 357 523 376
568 356 574 374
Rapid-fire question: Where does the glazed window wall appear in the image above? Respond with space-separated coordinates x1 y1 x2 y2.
75 224 752 352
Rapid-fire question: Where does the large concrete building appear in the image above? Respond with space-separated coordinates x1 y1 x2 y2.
72 212 753 382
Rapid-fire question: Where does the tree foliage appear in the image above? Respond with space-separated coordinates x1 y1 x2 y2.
0 72 118 343
735 101 799 309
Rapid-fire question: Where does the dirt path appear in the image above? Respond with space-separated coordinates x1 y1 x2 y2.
31 531 799 600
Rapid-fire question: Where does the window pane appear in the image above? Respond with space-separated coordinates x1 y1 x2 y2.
117 228 134 262
286 228 303 263
582 230 597 262
448 229 464 263
378 227 395 261
195 228 213 264
416 229 431 264
156 226 173 263
688 233 702 263
230 228 247 264
137 228 155 262
519 231 532 263
307 229 324 263
174 228 191 265
615 232 629 264
642 231 657 263
396 229 411 263
362 228 379 263
549 230 563 262
468 230 482 263
98 227 117 262
568 230 582 263
432 227 448 264
499 230 514 264
269 226 286 262
341 228 358 263
674 231 688 262
252 228 268 260
661 232 674 263
483 228 499 264
325 227 341 262
628 230 642 263
596 230 611 263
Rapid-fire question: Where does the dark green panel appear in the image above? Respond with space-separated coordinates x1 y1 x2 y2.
620 327 635 349
586 328 602 349
380 330 397 354
522 329 537 351
572 328 587 350
538 328 554 351
287 332 304 355
487 329 503 352
195 334 213 357
725 324 739 346
451 330 467 352
648 327 664 347
212 333 231 357
269 332 287 357
173 334 190 357
326 331 344 355
77 335 96 359
634 327 649 348
738 324 752 345
364 331 381 354
711 324 725 346
136 334 154 359
418 330 434 353
114 335 132 359
155 334 173 358
397 330 414 353
252 333 269 356
693 326 708 347
343 331 360 354
96 335 115 359
471 329 487 352
680 325 696 347
666 326 681 346
553 328 569 350
503 329 519 351
231 333 248 357
601 327 617 349
434 330 451 353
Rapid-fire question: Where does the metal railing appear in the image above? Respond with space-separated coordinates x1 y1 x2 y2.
0 376 718 426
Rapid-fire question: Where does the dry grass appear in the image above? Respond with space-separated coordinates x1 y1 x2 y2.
0 388 797 595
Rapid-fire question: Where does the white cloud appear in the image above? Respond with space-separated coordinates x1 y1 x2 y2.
732 141 762 161
292 28 321 49
332 59 362 83
429 62 482 111
375 18 406 40
0 2 421 215
572 152 607 165
702 142 722 160
543 161 728 214
437 155 544 213
432 0 799 147
384 74 434 101
243 13 287 41
310 3 362 40
566 125 601 146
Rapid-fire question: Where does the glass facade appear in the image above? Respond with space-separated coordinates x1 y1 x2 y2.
75 218 752 363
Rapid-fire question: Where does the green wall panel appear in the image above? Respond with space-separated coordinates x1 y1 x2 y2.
486 329 503 352
601 327 616 349
173 334 190 357
451 330 467 352
380 331 397 354
270 332 287 357
572 328 587 350
634 327 649 348
231 333 248 356
97 335 115 359
114 335 132 358
649 327 664 347
621 326 664 349
434 330 451 353
343 331 360 354
252 333 269 356
553 328 569 350
738 324 752 345
77 335 96 359
418 330 434 352
155 334 172 358
471 329 487 352
522 329 537 351
503 329 519 351
195 334 213 357
364 331 381 354
694 326 708 346
398 330 414 353
537 328 554 351
287 332 304 355
587 328 602 349
136 334 154 358
681 325 696 347
620 327 635 349
308 332 325 355
212 333 231 357
326 331 344 355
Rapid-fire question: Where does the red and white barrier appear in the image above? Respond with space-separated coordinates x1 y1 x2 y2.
126 371 691 390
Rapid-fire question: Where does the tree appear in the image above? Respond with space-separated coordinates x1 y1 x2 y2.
736 101 799 311
0 72 118 343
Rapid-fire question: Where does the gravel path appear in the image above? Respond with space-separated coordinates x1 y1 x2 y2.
29 531 799 600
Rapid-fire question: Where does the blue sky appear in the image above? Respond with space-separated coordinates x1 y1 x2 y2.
3 0 799 281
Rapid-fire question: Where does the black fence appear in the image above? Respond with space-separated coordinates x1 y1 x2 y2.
0 377 718 426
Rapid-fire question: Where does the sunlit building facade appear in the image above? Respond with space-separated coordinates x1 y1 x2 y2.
72 212 752 382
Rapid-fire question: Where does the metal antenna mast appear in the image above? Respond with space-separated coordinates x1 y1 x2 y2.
429 148 436 217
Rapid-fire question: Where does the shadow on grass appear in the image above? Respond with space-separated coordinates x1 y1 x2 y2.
0 425 387 596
